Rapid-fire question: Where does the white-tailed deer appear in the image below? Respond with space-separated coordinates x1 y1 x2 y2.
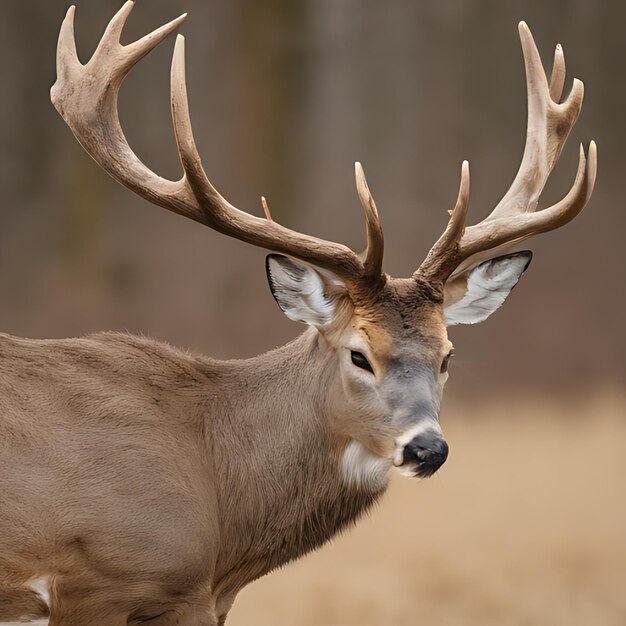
0 2 596 624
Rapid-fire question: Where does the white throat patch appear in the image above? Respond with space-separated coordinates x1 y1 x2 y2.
341 440 391 490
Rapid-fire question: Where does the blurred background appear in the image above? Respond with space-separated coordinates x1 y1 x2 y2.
0 1 624 624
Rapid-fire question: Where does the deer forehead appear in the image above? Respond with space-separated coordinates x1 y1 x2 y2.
348 279 449 365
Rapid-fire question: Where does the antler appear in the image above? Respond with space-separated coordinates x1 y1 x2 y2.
51 2 385 285
416 22 597 284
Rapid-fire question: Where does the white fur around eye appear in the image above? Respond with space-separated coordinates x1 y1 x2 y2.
444 252 532 326
266 255 346 327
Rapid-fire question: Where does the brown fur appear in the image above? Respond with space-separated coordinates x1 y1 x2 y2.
0 587 48 620
0 319 403 623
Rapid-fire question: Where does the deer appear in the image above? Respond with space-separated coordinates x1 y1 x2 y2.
0 1 596 624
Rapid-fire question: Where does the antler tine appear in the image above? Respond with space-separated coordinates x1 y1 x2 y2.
458 142 596 262
518 21 549 112
442 160 470 246
549 44 566 102
416 161 470 281
170 34 366 280
90 0 187 76
261 197 273 221
125 12 188 68
547 140 597 223
355 163 384 279
56 6 80 78
415 22 596 285
98 0 135 49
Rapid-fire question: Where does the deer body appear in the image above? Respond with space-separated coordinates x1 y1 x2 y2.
0 330 386 623
0 1 597 623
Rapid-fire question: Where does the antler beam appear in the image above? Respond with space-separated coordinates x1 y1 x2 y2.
51 1 384 284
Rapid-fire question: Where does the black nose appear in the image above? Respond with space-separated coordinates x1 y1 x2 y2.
402 431 449 477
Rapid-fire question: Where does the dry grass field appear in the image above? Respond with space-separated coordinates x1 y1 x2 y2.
6 392 625 626
229 392 626 626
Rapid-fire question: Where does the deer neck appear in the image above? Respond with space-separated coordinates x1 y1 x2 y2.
207 328 389 596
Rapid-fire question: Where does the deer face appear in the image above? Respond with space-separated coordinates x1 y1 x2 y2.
327 278 451 475
52 0 596 487
267 252 533 487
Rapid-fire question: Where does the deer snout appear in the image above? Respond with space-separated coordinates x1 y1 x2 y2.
402 432 449 477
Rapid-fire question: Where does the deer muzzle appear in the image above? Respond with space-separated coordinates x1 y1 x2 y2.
402 432 449 478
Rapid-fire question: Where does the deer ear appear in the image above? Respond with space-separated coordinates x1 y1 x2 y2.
443 251 532 326
265 254 349 328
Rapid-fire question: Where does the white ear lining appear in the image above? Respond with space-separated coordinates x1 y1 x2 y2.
266 255 347 327
443 251 532 326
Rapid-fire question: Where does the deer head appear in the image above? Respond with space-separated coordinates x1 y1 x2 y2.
51 2 596 484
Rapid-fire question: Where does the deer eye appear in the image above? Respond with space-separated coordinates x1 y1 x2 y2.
350 350 374 374
440 349 454 374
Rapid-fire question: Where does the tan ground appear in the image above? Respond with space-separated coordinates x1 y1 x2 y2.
229 393 626 626
6 394 625 626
